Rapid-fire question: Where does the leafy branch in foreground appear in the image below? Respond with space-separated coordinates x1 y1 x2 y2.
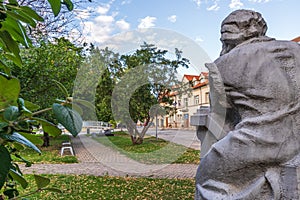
0 0 84 199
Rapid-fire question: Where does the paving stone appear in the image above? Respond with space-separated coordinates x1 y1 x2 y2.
21 133 198 179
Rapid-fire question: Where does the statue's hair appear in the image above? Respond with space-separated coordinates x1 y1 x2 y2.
220 9 268 55
223 9 267 36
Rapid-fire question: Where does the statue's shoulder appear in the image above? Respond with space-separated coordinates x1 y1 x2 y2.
215 38 300 66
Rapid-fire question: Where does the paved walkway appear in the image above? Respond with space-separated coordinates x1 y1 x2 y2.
21 134 199 178
146 128 201 150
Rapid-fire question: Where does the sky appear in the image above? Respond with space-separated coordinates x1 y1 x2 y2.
74 0 300 74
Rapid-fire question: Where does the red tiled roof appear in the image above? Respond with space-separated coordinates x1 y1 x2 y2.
292 36 300 42
193 80 209 89
184 74 200 81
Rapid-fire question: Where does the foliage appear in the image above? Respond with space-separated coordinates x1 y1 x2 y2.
92 131 199 164
10 37 84 121
18 174 195 200
96 68 114 122
0 0 84 199
0 0 74 70
112 43 190 144
74 47 121 120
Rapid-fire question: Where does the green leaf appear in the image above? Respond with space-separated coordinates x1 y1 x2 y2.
34 175 50 189
0 59 11 75
63 0 74 11
1 132 41 154
13 154 31 167
16 121 30 131
9 169 28 189
73 99 96 111
3 189 19 199
17 98 32 115
42 187 63 193
6 10 36 27
68 103 83 116
19 132 43 145
33 117 62 137
8 0 18 5
0 122 9 131
52 79 69 98
19 6 44 22
48 0 62 17
24 100 40 111
1 16 31 48
3 106 19 121
12 142 24 151
52 103 82 137
0 145 11 189
0 75 20 109
0 30 20 57
4 53 22 67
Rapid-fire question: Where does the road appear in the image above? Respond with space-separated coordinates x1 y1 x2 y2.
145 128 200 150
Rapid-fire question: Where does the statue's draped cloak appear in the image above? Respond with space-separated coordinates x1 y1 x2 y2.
196 38 300 199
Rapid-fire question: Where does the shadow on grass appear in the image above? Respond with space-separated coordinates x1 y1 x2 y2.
92 131 199 164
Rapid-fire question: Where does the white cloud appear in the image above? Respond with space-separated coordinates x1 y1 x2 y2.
248 0 270 2
193 0 202 8
116 19 130 30
81 16 114 43
138 16 157 29
95 15 114 24
121 0 131 5
207 2 220 11
96 4 111 15
229 0 244 9
195 36 204 43
167 15 177 23
77 2 134 45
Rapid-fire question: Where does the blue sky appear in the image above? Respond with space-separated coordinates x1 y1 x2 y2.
76 0 299 72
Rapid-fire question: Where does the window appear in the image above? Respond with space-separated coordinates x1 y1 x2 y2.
178 100 181 107
205 92 210 103
184 98 188 107
194 95 199 105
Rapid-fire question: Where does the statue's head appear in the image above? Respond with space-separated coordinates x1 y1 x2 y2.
220 9 267 55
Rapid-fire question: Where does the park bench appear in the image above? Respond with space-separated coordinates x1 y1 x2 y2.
60 141 74 156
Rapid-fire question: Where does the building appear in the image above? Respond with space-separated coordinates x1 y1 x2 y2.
292 36 300 42
156 37 298 129
159 72 209 129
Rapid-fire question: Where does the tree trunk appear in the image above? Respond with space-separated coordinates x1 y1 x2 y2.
42 132 50 147
127 117 154 145
130 135 144 145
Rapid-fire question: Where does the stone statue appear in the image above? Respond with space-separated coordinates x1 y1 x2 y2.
194 9 300 199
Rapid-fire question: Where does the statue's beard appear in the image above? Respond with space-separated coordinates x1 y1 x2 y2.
220 33 246 56
220 42 238 56
220 31 262 56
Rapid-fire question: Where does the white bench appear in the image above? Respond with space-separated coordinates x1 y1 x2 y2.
60 141 74 156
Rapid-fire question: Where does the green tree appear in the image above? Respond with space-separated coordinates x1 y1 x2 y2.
96 68 114 122
75 47 122 121
11 37 84 121
95 47 123 122
112 43 190 144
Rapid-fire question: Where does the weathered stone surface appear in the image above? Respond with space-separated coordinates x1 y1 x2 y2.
192 9 300 199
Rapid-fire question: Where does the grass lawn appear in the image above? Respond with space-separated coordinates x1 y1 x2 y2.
92 131 200 164
19 174 195 200
17 134 78 164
